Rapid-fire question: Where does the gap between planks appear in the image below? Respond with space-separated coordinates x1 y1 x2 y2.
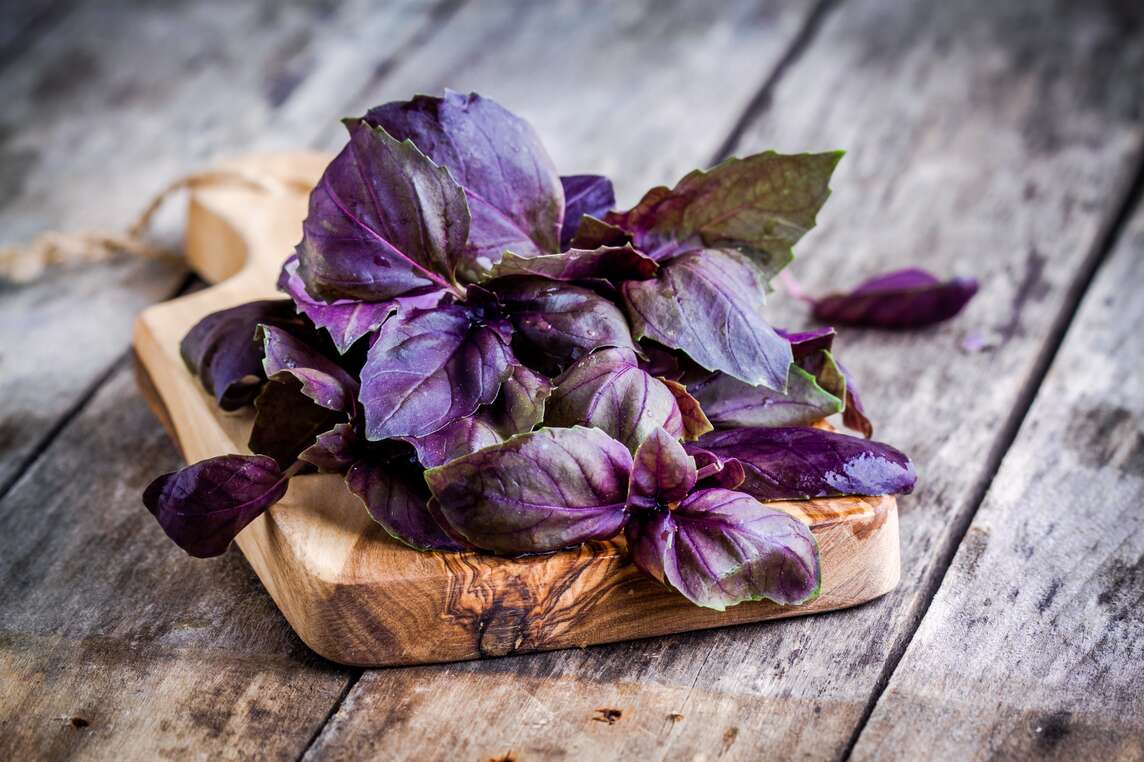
838 140 1144 762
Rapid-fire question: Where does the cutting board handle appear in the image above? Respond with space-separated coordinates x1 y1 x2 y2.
182 152 330 299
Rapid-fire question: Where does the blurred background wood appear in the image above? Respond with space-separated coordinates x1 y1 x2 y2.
0 0 1140 759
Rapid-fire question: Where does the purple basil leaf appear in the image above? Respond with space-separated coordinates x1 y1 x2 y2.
483 364 551 437
692 427 916 500
836 357 872 438
363 91 563 280
360 303 516 440
403 360 551 468
424 426 632 554
249 375 344 468
143 454 289 558
491 277 635 375
570 215 631 249
812 268 979 328
299 423 358 473
625 487 821 610
687 446 748 490
346 457 467 551
637 342 685 381
259 324 359 413
278 254 446 353
483 245 657 283
248 325 358 467
179 299 302 411
627 427 697 511
690 366 842 429
660 378 713 440
403 415 502 469
776 326 837 359
622 248 792 390
559 175 616 248
607 151 841 275
776 326 872 437
546 347 687 451
296 119 469 302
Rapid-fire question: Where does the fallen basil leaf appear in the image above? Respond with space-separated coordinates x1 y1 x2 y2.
346 455 467 551
491 277 635 375
424 426 632 554
297 119 469 301
143 454 289 558
692 427 916 500
179 299 302 411
559 175 616 248
625 487 821 610
364 91 563 280
622 248 792 390
278 254 446 353
360 303 516 440
483 245 657 283
546 347 686 451
627 427 697 511
812 268 978 328
607 151 841 276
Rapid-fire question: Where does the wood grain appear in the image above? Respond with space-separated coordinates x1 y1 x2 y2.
849 195 1144 760
306 0 1144 759
133 154 900 666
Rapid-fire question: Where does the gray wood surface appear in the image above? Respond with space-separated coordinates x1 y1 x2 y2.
0 0 1142 759
851 195 1144 761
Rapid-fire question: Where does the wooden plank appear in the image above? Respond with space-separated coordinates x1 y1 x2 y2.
0 0 446 493
304 0 1144 759
849 197 1144 759
0 368 349 760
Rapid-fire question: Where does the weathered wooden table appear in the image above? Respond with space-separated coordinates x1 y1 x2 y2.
1 1 1141 759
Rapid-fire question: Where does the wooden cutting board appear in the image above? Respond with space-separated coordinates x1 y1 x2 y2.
132 153 901 667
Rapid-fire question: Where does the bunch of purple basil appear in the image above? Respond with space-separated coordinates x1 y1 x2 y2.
142 91 969 611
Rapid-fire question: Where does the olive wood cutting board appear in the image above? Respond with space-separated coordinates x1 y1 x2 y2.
132 153 901 667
